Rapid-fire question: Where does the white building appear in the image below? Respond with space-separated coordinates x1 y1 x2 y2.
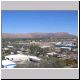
60 47 72 51
4 47 9 50
5 54 29 62
47 52 58 56
40 45 50 48
65 43 76 47
56 42 62 45
7 46 13 48
5 54 41 62
28 55 41 62
11 52 14 55
17 51 23 54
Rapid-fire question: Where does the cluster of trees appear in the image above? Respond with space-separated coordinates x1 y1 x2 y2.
58 58 78 68
2 47 16 60
29 45 50 56
2 49 11 60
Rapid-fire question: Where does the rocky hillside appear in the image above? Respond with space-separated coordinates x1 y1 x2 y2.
2 32 77 39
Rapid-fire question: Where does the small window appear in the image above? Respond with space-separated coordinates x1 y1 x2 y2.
12 58 13 60
6 58 9 60
10 58 13 61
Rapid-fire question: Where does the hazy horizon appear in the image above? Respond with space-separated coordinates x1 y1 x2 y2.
2 32 75 34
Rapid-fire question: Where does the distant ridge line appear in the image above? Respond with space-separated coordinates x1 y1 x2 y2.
2 32 77 39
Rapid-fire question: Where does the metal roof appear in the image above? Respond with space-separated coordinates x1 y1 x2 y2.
2 60 16 66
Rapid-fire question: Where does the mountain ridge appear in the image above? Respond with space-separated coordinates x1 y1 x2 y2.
2 32 77 39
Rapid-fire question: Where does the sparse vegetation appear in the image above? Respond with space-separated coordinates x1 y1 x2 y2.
2 37 78 68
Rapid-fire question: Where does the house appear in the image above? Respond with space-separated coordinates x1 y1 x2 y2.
2 60 16 68
56 41 77 48
65 43 77 47
5 53 41 63
17 51 23 54
56 42 62 45
60 47 72 51
28 55 41 62
40 45 50 48
3 47 9 50
7 46 13 48
5 54 29 62
11 52 14 54
47 52 58 56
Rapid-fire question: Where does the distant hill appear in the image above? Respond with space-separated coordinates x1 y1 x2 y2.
2 32 77 39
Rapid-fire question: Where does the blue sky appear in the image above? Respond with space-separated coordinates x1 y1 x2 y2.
2 10 78 35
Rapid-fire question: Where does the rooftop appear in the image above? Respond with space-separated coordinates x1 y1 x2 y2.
2 60 16 66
